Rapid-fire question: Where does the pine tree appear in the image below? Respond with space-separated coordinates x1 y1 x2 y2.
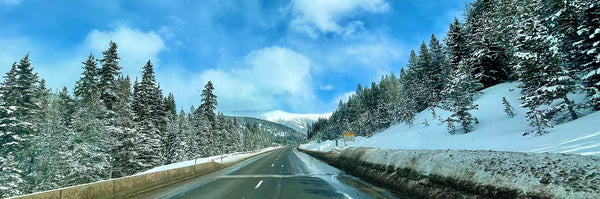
98 41 122 113
446 18 468 72
515 2 578 134
514 2 550 135
132 60 164 170
112 76 138 177
74 53 99 103
200 81 218 123
465 0 509 88
429 34 450 100
57 87 75 127
502 97 515 118
577 1 600 109
0 54 43 196
441 60 480 134
0 63 23 197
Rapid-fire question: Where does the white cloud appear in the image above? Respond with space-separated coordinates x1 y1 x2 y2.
328 91 355 109
0 25 166 94
0 0 22 5
323 35 404 78
289 0 389 36
84 25 166 78
160 46 318 113
319 84 334 90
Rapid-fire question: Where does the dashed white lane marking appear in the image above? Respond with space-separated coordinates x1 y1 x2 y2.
254 180 264 189
341 192 354 199
271 163 274 167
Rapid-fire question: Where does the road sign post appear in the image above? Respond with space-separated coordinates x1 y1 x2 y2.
343 133 355 146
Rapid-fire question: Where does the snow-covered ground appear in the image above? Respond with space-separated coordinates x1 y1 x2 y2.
137 147 282 175
301 82 600 156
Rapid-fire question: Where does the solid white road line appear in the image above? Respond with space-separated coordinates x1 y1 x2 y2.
254 180 264 189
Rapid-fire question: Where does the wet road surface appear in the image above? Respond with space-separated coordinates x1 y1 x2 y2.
134 146 397 199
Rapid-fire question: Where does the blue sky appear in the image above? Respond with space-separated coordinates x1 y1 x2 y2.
0 0 469 113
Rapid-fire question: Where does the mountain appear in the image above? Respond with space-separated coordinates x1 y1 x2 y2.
225 116 307 144
224 110 332 134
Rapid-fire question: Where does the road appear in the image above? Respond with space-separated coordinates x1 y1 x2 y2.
134 146 397 199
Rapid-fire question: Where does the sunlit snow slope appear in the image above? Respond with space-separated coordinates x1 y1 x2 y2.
301 82 600 156
224 110 332 134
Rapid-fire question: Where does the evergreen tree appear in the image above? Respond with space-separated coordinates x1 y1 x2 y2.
74 53 99 103
441 60 480 134
111 76 138 177
446 18 468 71
200 81 217 123
577 1 600 109
98 41 122 113
465 0 509 88
0 54 43 196
502 97 515 118
515 2 578 134
132 60 164 170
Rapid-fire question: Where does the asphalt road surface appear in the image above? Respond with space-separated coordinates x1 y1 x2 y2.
134 146 398 199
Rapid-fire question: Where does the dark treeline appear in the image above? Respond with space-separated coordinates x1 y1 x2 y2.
0 42 273 197
308 0 599 140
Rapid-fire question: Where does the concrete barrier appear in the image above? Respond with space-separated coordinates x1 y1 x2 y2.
60 180 113 199
298 147 600 199
7 190 60 199
9 149 274 199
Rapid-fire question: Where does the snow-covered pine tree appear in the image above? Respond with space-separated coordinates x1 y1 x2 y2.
193 113 212 157
404 50 428 112
0 54 45 195
515 1 578 134
417 41 439 109
502 97 515 118
429 34 450 101
576 1 600 110
56 87 75 127
446 18 468 72
75 54 99 103
164 93 181 164
70 53 117 180
200 81 218 123
165 119 183 164
177 109 193 160
31 83 67 192
441 60 480 134
132 60 164 170
465 0 509 88
396 68 417 126
98 41 122 113
0 62 23 197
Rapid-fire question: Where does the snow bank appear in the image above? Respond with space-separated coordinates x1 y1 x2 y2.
137 147 281 175
300 147 600 198
301 82 600 156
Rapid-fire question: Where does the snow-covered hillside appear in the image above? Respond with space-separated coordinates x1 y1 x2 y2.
224 110 332 134
301 82 600 156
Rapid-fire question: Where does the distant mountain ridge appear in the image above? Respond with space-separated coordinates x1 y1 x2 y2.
223 110 332 134
224 116 306 144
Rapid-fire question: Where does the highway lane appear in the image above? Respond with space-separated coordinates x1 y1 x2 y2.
134 146 397 199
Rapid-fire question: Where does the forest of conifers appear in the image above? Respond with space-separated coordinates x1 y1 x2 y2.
0 41 273 197
308 0 599 140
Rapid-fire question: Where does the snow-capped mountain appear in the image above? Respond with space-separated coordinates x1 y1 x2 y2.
223 110 332 134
